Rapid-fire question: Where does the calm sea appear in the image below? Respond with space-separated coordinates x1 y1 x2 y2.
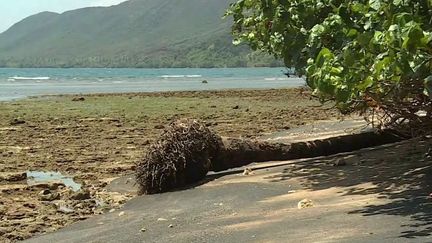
0 68 305 101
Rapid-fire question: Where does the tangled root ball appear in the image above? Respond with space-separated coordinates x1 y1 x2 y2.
136 119 222 194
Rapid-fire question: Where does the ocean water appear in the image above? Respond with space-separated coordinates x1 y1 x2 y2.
0 68 305 101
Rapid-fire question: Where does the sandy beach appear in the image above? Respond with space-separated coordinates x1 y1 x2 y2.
0 88 341 242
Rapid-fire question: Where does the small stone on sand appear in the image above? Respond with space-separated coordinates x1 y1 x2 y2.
333 158 347 166
243 168 254 176
38 190 59 201
298 199 314 209
72 97 85 102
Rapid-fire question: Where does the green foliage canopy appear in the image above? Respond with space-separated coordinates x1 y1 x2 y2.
227 0 432 130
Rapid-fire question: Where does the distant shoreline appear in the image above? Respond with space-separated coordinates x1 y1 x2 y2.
0 66 289 69
2 87 307 103
0 67 304 102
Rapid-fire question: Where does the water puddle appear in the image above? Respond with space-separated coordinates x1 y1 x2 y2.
27 171 82 191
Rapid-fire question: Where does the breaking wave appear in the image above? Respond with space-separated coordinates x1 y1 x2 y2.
9 76 51 81
159 75 203 78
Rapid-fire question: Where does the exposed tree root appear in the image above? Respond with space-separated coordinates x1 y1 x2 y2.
135 119 221 195
136 119 406 194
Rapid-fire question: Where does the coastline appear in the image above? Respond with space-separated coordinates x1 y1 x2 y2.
0 88 340 242
0 67 304 103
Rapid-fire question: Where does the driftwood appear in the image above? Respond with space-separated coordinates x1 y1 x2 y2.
136 119 404 195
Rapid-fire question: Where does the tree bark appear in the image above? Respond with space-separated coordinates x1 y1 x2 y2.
211 130 404 171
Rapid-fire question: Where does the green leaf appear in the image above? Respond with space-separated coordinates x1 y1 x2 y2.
315 48 333 67
369 0 381 10
346 29 358 38
373 56 391 77
357 76 374 90
357 32 373 47
227 0 432 120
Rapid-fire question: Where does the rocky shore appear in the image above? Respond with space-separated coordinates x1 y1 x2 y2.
0 88 341 242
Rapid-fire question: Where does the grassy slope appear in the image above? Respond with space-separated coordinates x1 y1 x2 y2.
0 0 280 68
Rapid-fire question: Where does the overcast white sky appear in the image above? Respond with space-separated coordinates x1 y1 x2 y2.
0 0 127 33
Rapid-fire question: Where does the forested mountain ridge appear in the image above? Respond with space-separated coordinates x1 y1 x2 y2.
0 0 280 68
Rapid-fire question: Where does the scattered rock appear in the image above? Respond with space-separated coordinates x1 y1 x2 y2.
0 184 28 193
9 118 25 126
140 227 147 232
109 208 116 213
0 172 27 182
23 203 36 209
118 211 125 217
154 124 165 129
6 211 27 220
72 97 85 102
57 206 75 214
333 158 347 166
74 203 84 209
243 168 254 176
100 117 120 122
0 205 5 215
168 224 174 228
30 182 65 190
157 218 168 221
0 127 18 131
38 190 60 201
55 158 74 164
53 126 67 131
232 105 240 109
297 199 314 209
425 148 432 159
70 190 91 200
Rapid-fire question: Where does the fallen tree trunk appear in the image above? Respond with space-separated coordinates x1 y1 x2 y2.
136 119 405 195
211 131 404 171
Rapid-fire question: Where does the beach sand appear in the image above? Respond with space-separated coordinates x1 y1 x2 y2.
0 88 341 242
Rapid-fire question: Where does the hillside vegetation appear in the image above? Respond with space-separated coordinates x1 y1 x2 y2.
0 0 280 68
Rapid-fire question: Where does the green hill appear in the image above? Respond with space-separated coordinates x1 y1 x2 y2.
0 0 280 68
